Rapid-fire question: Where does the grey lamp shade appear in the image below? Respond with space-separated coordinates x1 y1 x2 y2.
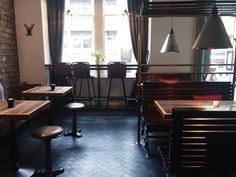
192 7 232 49
160 28 180 53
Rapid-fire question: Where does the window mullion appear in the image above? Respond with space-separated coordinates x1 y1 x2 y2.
94 0 104 52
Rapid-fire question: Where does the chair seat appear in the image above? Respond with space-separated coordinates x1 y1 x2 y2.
31 126 63 139
65 102 85 110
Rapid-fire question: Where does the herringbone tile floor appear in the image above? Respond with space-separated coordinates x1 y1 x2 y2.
1 110 166 177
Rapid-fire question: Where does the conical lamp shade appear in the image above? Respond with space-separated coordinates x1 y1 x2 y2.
160 28 180 53
192 6 232 49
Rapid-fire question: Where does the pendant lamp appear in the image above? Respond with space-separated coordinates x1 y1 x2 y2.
192 5 232 50
160 17 180 53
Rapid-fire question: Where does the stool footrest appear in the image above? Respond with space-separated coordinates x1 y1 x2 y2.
64 130 82 138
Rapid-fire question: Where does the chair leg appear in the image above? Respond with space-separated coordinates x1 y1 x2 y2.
121 78 127 109
91 78 97 108
106 78 112 109
79 78 83 98
87 78 92 108
144 127 150 159
72 77 77 101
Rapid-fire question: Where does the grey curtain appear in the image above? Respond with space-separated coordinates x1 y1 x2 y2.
47 0 65 64
127 0 149 66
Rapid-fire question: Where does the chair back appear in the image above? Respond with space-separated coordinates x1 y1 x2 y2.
51 63 72 86
107 62 126 78
73 62 90 78
170 108 236 177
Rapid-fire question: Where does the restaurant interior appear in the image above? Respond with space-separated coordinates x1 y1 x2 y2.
1 0 236 177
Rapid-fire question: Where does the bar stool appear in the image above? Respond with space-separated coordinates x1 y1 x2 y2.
106 62 127 109
73 62 96 108
64 102 85 138
31 126 64 177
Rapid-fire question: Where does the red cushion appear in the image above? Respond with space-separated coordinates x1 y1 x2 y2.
192 95 222 100
158 78 179 83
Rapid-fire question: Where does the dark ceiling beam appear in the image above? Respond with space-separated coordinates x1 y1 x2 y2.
141 0 236 17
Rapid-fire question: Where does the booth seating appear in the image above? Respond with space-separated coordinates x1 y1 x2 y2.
64 102 85 138
31 126 64 177
73 62 96 108
140 79 233 158
106 62 127 109
159 108 236 177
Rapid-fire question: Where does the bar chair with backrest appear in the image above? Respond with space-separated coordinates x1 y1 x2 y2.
106 61 127 109
72 62 96 108
50 63 72 86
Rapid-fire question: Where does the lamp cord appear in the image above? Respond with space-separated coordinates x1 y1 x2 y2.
171 0 174 29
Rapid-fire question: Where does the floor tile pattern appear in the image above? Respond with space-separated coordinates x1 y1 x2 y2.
1 110 165 177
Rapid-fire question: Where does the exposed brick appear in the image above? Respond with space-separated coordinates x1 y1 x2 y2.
0 0 19 97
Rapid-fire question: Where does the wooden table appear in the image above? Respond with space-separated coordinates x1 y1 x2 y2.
21 86 73 124
0 100 50 171
154 100 236 119
21 86 73 98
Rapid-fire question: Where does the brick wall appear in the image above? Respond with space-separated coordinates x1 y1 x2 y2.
0 0 19 98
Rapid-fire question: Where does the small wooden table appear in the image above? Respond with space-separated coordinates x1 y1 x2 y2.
154 100 236 119
21 86 73 124
0 100 50 171
21 86 73 98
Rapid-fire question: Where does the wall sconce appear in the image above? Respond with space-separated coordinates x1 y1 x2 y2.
24 24 34 36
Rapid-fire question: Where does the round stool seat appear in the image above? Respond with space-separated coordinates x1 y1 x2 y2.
31 126 64 139
65 102 85 110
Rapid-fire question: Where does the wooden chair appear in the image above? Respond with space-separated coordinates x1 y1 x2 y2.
161 108 236 177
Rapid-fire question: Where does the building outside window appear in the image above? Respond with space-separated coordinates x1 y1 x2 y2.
209 16 236 81
62 0 136 68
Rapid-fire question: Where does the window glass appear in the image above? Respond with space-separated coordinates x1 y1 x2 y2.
209 16 236 81
63 0 94 63
103 0 135 67
62 0 136 67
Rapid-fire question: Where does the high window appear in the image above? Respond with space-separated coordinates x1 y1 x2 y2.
62 0 135 65
209 17 236 81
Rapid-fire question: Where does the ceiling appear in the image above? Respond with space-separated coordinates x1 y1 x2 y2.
140 0 236 17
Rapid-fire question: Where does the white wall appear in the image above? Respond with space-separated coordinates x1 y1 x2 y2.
149 17 196 73
14 0 49 85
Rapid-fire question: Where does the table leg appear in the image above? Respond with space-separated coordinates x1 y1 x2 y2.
47 97 54 125
9 120 19 171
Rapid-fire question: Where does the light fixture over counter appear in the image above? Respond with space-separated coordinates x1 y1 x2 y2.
160 18 180 53
192 5 232 50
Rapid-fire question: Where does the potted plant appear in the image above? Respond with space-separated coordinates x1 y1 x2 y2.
92 49 105 64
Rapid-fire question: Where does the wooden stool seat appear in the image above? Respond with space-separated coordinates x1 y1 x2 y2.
31 126 64 177
31 126 64 139
64 102 85 138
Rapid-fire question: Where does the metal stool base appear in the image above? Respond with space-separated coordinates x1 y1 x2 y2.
31 167 64 177
64 130 82 138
